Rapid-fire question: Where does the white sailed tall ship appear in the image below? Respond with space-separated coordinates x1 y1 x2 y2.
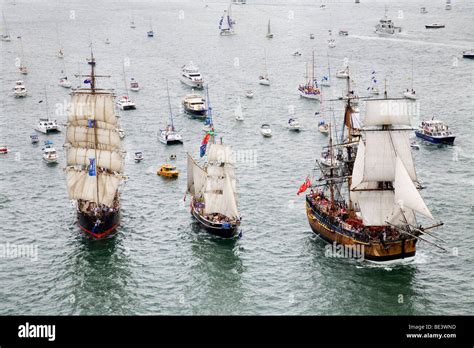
64 52 126 239
219 6 235 35
187 139 241 238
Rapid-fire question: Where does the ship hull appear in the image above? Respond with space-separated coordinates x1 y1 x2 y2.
191 205 238 239
77 210 120 239
415 131 455 145
306 200 416 262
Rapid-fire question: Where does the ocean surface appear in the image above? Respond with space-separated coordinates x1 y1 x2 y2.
0 0 473 315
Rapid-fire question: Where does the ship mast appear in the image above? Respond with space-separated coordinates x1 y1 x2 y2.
345 68 353 213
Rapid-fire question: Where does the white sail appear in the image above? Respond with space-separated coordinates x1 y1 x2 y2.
68 93 118 126
222 174 239 218
187 153 195 195
362 131 416 183
352 182 395 226
392 157 433 220
207 144 235 164
66 126 122 152
66 169 122 206
194 164 207 197
364 99 413 126
67 147 123 172
203 170 238 218
351 140 365 189
219 11 231 31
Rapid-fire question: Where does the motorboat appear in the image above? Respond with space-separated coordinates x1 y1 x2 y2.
420 7 428 14
180 62 204 89
157 164 179 178
42 140 58 164
130 21 136 29
13 80 27 97
58 76 72 88
57 49 64 59
245 90 254 98
309 33 315 39
147 30 154 37
415 119 455 145
130 78 140 92
403 89 417 100
116 96 136 110
425 24 445 29
374 9 401 36
410 141 420 150
260 124 272 137
319 151 340 167
30 134 39 144
19 65 28 74
105 38 110 44
117 128 125 139
463 50 474 59
182 93 207 118
318 120 329 134
0 145 9 154
336 68 349 79
288 118 301 131
134 151 144 163
35 118 60 134
258 75 270 86
338 29 348 36
292 51 302 56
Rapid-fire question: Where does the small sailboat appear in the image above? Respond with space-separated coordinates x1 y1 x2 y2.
147 20 154 37
130 16 136 29
260 124 272 137
13 80 27 97
180 62 204 89
258 49 270 85
367 70 380 95
35 91 61 134
235 97 244 121
266 19 273 38
30 134 39 144
309 33 315 39
403 59 417 100
219 6 235 36
288 118 301 131
157 164 179 178
134 151 144 163
298 51 321 101
1 11 11 41
159 81 183 145
130 78 140 92
327 30 335 48
18 36 28 74
42 140 58 164
117 62 136 110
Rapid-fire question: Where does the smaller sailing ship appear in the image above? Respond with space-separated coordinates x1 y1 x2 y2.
266 19 273 38
65 50 126 239
219 7 235 36
18 36 28 74
258 49 270 85
159 81 183 145
298 51 321 101
1 11 11 41
187 119 241 237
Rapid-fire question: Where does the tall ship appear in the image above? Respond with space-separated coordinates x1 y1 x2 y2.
304 82 443 262
186 88 241 238
64 52 126 239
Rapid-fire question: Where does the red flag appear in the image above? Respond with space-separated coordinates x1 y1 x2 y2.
297 176 311 195
201 133 210 145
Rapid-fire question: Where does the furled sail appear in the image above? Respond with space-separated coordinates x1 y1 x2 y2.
364 99 413 127
67 147 123 172
68 93 118 126
66 169 122 206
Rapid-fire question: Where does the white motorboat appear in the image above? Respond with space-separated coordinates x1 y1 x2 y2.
309 33 315 39
403 89 417 100
13 80 27 97
58 76 72 88
35 118 60 134
117 128 125 139
319 152 340 167
130 78 140 92
410 141 420 150
338 29 349 36
260 124 272 137
159 81 183 145
288 118 301 131
42 141 58 164
245 90 254 98
134 151 144 163
219 7 235 36
259 76 270 86
116 96 136 110
180 62 204 89
266 19 273 39
374 9 401 36
336 67 349 79
318 120 329 134
30 134 39 144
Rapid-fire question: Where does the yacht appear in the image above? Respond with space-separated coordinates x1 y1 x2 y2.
245 90 254 98
182 93 207 118
58 76 72 88
463 50 474 59
425 23 445 29
260 124 272 137
403 89 416 100
35 118 60 134
415 120 455 145
335 67 349 79
374 9 401 36
30 134 39 144
130 78 140 92
318 120 329 134
13 80 27 97
42 141 58 164
180 62 204 89
116 96 136 110
0 145 9 154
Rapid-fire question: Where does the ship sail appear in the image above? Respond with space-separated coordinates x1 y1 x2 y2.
351 99 432 227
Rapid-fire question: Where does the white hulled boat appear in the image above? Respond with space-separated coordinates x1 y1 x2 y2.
403 59 417 100
42 140 58 164
327 30 335 48
180 62 204 89
298 51 321 101
266 19 273 38
159 81 183 145
219 6 235 36
13 80 27 97
374 8 401 36
288 118 301 131
258 49 270 85
260 124 272 137
18 36 28 74
130 78 140 92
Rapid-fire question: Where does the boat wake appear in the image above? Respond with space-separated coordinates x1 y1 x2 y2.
350 34 470 49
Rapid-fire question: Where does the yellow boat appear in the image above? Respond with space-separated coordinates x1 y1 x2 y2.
157 164 179 178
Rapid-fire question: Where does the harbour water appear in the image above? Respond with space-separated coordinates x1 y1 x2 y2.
0 0 473 315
